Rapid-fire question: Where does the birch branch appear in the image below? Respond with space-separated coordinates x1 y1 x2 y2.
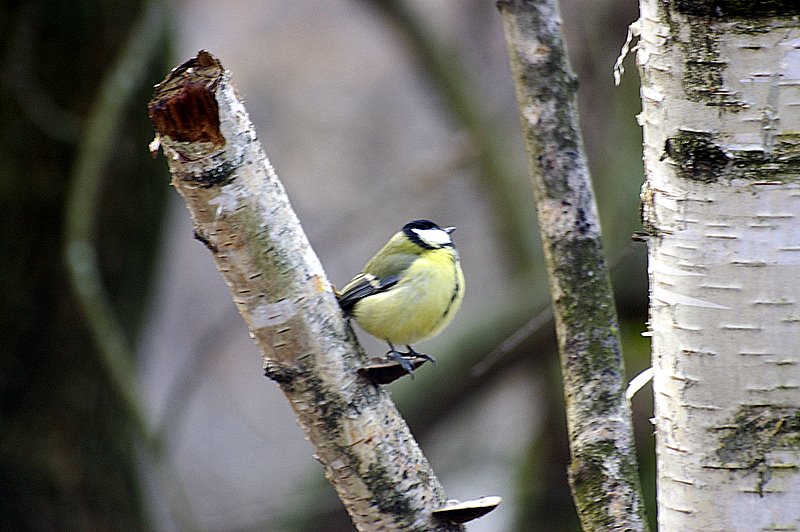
147 50 476 532
497 1 648 530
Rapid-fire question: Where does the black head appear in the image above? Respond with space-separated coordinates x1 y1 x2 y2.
402 219 455 249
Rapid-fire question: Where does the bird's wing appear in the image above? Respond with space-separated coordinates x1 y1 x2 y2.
337 273 400 314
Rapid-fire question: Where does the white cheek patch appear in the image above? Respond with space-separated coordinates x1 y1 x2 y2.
412 228 452 246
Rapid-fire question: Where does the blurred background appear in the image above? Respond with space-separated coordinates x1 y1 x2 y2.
0 0 653 530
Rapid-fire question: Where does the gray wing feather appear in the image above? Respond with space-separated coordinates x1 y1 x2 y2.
337 274 400 314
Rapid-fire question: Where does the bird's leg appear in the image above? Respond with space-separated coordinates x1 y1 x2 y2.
405 345 436 365
386 342 415 375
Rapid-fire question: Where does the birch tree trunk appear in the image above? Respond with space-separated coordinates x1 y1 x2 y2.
636 3 800 530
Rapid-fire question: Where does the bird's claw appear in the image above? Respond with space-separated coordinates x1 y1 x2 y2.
386 350 416 376
383 346 436 379
405 346 436 366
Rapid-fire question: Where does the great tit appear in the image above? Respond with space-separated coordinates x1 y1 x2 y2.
337 220 465 375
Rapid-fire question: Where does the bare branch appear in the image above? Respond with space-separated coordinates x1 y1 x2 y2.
497 1 648 529
147 51 469 532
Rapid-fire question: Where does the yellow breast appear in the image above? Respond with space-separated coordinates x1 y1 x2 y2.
351 249 464 346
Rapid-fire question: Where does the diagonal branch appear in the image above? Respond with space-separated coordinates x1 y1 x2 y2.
497 1 649 530
147 51 471 532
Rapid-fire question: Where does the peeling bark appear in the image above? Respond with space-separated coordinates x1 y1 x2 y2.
636 2 800 530
147 51 463 532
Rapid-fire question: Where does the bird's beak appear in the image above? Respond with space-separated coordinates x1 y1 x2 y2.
444 226 456 234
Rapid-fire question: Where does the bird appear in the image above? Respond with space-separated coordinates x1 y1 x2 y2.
337 219 465 375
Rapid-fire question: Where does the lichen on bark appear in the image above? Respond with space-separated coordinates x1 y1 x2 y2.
637 1 800 529
498 1 648 529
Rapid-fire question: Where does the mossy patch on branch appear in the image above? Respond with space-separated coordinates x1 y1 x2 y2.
716 405 800 463
550 237 624 416
364 461 415 526
664 130 729 182
569 439 646 528
663 130 800 183
714 405 800 494
663 4 789 109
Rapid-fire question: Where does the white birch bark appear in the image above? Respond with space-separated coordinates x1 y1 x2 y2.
148 51 465 532
636 3 800 530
